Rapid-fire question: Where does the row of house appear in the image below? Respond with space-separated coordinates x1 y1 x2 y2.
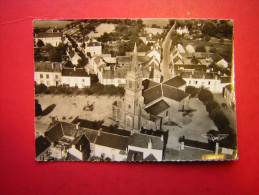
34 62 91 88
35 119 164 162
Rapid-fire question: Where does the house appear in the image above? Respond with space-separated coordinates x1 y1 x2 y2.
223 84 236 110
61 68 90 88
113 44 189 132
181 71 231 93
176 26 189 35
177 44 186 53
34 61 62 87
67 134 91 161
93 131 129 161
146 47 162 62
35 33 62 47
211 53 228 68
35 135 51 161
127 133 164 161
67 47 81 66
85 41 102 56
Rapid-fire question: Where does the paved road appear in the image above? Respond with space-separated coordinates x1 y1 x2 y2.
161 23 176 81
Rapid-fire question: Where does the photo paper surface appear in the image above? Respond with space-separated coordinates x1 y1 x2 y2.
34 19 237 162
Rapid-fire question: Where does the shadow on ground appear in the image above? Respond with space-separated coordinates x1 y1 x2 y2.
41 104 56 116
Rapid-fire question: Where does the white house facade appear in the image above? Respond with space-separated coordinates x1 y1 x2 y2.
61 68 91 88
35 33 62 46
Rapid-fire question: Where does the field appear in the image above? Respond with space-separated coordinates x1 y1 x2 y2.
35 94 121 137
33 20 73 28
88 23 116 37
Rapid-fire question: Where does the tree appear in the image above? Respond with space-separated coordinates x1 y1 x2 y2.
195 45 206 52
36 39 44 47
206 100 220 113
35 83 47 94
35 99 42 116
209 47 217 53
185 86 199 97
204 34 211 41
198 89 213 103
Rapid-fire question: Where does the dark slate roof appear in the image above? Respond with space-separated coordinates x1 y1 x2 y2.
78 129 98 143
35 135 51 157
183 139 214 151
173 56 183 64
35 62 62 72
144 153 157 161
145 100 170 116
95 132 129 151
71 117 102 130
36 33 62 38
162 85 189 102
101 126 131 137
163 76 186 88
60 122 78 137
117 56 150 64
45 123 64 143
143 84 162 104
128 133 163 150
70 134 90 152
220 76 231 84
142 79 160 91
211 53 222 62
127 150 143 161
61 68 89 77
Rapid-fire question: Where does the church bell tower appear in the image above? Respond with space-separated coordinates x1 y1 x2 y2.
123 43 144 131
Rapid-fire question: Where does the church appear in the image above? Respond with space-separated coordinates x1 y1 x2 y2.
113 44 190 132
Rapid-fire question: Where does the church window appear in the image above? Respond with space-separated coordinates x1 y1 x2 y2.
166 111 169 116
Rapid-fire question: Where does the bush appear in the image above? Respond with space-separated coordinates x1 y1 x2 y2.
206 100 220 113
35 84 47 94
209 108 229 131
195 45 206 52
185 86 199 97
204 34 211 41
198 89 213 103
209 47 217 53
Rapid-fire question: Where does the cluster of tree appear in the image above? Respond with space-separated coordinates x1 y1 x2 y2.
35 83 125 97
195 45 206 52
185 86 200 98
198 89 236 148
202 20 233 39
34 43 68 62
35 99 42 116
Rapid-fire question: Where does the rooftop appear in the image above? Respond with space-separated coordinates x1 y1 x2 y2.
61 68 89 77
163 76 186 88
35 62 62 72
35 135 51 157
145 100 170 116
128 133 163 150
36 32 62 38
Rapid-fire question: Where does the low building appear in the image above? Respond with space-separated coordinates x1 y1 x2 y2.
93 131 129 161
34 62 62 86
35 135 51 161
85 42 102 56
128 133 164 161
146 47 162 62
211 53 228 68
61 68 90 88
35 33 62 47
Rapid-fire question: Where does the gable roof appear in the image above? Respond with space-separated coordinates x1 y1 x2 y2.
45 123 64 143
163 76 186 88
36 33 62 38
95 132 129 151
145 100 170 116
35 135 51 157
142 79 160 91
61 68 89 77
70 134 90 152
144 153 158 161
35 62 62 72
143 84 162 104
128 133 163 150
225 84 234 92
162 85 189 102
211 53 222 62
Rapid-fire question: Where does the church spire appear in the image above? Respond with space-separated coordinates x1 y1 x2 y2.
131 42 138 72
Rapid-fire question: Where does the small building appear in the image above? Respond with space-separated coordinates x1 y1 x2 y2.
146 47 162 62
128 133 164 161
35 33 62 47
93 131 129 161
61 68 90 88
67 134 91 161
85 42 102 56
34 62 62 87
186 44 195 54
211 53 228 68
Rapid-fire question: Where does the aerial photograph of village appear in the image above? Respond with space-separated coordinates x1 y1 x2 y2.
34 19 237 162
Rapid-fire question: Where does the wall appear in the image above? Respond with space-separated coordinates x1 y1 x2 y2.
61 76 91 88
128 145 163 161
93 144 127 161
35 72 61 87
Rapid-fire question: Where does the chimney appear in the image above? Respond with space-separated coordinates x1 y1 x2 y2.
52 63 55 70
76 122 80 129
180 141 184 150
161 134 164 142
74 67 76 71
97 130 101 136
148 138 152 150
60 63 63 70
79 145 82 151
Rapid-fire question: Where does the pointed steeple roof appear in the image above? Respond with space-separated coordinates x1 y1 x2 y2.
131 43 139 72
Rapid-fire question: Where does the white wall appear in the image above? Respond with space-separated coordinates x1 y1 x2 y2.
183 78 223 93
61 76 91 88
128 145 162 161
93 144 127 161
85 46 102 56
35 72 61 87
36 37 62 47
68 146 83 160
